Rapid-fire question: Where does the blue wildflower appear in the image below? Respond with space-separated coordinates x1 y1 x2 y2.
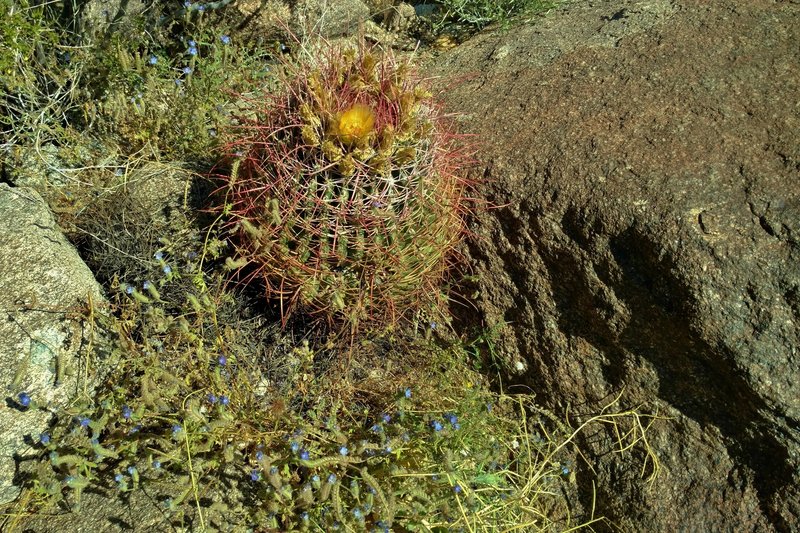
217 355 227 366
182 66 192 75
78 417 90 428
122 405 133 420
148 55 157 65
339 446 348 456
327 473 337 484
187 46 197 56
40 432 50 444
299 449 310 461
17 392 31 408
404 387 412 399
162 265 172 275
256 450 264 461
290 441 300 453
154 250 163 260
172 424 182 435
250 469 260 481
207 393 217 404
431 420 443 432
220 35 231 45
152 459 161 469
125 284 134 295
220 395 229 406
381 413 391 423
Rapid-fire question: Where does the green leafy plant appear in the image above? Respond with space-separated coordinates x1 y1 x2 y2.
79 26 272 162
0 0 73 150
2 248 661 531
219 41 472 331
0 0 58 83
3 248 661 530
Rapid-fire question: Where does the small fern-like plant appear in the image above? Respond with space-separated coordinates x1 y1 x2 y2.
219 41 471 330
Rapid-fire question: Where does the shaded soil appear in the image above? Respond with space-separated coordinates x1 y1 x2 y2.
427 0 800 530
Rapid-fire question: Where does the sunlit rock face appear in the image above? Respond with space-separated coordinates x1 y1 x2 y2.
427 0 800 530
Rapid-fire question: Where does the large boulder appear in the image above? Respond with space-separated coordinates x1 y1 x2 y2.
428 0 799 530
0 184 104 504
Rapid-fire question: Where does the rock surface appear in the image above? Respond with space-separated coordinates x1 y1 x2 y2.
292 0 371 38
0 184 104 504
428 0 800 530
239 0 374 40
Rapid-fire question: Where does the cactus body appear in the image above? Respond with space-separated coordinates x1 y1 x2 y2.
222 42 469 329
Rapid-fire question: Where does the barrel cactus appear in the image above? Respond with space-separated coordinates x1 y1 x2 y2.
220 42 469 329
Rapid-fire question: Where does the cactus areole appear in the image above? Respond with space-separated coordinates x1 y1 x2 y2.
220 43 469 329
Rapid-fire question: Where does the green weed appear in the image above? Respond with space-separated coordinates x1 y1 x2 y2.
0 0 74 150
70 13 274 163
1 248 661 530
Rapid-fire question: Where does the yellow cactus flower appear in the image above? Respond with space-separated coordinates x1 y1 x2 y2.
335 103 375 145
